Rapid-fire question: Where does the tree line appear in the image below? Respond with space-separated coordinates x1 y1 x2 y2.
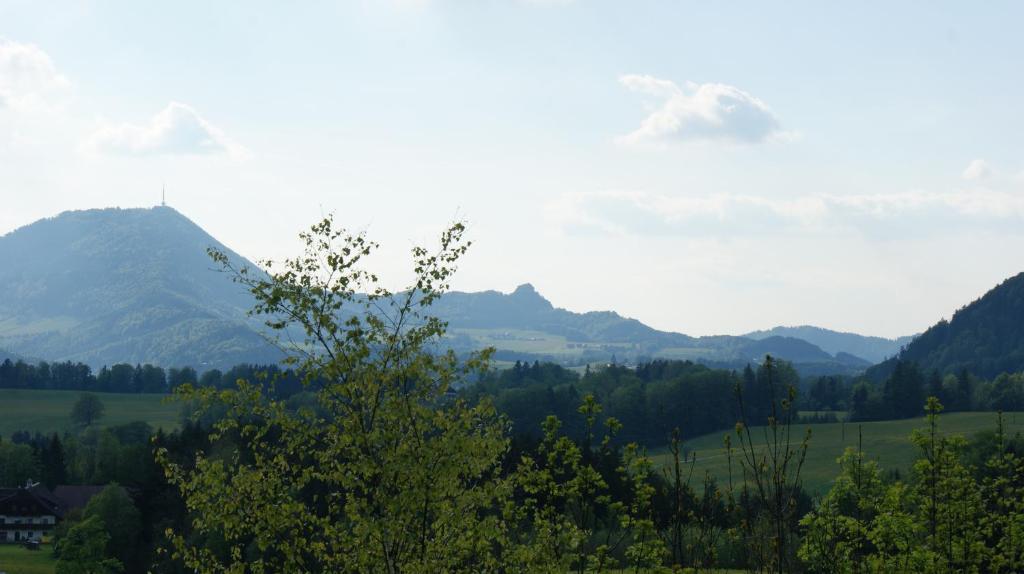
463 358 799 446
829 359 1024 422
467 355 1024 447
0 358 303 396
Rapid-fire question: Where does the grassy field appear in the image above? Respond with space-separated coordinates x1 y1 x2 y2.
0 389 180 437
652 411 1024 495
452 328 640 358
0 544 55 574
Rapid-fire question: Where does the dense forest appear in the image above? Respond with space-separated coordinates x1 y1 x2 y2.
463 359 799 445
849 359 1024 422
463 356 1024 446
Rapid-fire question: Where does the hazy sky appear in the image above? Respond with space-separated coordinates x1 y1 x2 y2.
2 1 1023 339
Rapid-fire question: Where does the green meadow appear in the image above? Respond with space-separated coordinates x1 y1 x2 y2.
3 386 1019 501
0 389 180 438
0 544 55 574
652 411 1024 495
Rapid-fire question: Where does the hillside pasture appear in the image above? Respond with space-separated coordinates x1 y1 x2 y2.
653 411 1024 495
451 328 735 363
0 389 179 437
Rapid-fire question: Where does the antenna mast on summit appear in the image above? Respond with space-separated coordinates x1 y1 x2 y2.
162 184 166 207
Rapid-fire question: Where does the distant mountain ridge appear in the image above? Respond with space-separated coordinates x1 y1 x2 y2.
434 284 877 374
434 283 696 347
0 207 906 375
743 325 915 364
867 272 1024 380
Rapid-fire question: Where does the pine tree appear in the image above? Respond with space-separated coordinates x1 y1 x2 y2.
41 433 67 488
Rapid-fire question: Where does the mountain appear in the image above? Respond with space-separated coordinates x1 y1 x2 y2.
0 208 873 376
434 284 697 348
0 207 281 369
867 272 1024 380
433 284 870 374
736 336 837 364
743 325 914 364
0 347 28 362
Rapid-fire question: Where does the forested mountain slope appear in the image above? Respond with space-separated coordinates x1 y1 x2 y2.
867 272 1024 380
0 207 281 369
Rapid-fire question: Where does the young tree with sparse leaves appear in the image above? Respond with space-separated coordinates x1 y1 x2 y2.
159 217 515 573
729 355 811 573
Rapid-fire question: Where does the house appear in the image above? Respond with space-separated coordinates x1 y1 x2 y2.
0 482 64 543
51 485 108 513
0 482 115 543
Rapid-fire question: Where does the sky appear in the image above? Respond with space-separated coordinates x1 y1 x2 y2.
2 1 1023 339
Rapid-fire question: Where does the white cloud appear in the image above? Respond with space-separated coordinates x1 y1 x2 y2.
546 184 1024 238
546 191 829 237
0 39 71 112
85 102 249 159
619 75 785 145
962 158 993 181
831 187 1024 219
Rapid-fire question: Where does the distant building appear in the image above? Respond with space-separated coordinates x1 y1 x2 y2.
0 481 115 543
0 482 63 543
